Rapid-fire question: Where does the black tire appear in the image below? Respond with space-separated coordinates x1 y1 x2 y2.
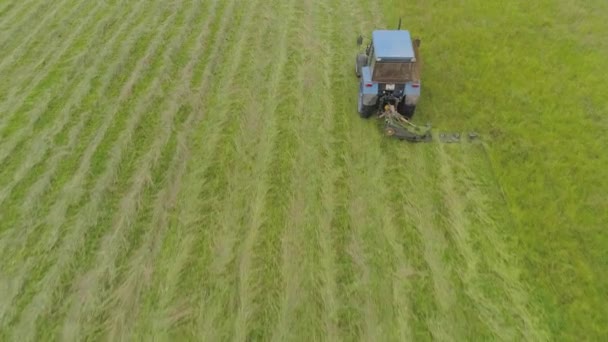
397 101 416 119
360 104 375 118
355 54 367 78
358 95 375 118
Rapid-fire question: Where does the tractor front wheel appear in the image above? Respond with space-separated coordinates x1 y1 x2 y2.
355 54 367 78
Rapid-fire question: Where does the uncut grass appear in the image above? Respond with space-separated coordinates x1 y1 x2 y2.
383 0 608 338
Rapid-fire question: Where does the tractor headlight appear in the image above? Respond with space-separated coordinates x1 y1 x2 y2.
385 84 395 91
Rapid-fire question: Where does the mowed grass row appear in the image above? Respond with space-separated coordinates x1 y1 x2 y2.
0 0 220 339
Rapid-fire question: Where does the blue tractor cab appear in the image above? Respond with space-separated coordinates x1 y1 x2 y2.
355 26 422 121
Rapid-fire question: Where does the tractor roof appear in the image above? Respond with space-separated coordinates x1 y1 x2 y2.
372 30 415 60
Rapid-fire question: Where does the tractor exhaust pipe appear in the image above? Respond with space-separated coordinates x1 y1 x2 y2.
397 17 402 30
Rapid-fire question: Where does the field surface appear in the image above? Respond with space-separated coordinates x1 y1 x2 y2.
0 0 607 340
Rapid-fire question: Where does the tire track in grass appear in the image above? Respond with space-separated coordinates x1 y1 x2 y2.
0 0 104 135
0 0 107 164
4 3 181 340
75 2 215 339
0 0 138 211
0 0 161 297
337 93 387 341
0 0 82 75
438 142 548 340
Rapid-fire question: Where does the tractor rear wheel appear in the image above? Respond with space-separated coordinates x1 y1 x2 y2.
358 95 375 118
397 101 416 119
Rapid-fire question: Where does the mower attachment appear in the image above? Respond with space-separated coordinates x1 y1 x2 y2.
379 104 432 142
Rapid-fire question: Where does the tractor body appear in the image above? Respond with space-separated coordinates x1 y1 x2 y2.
356 29 422 120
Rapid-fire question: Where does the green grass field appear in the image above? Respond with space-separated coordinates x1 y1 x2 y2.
0 0 606 340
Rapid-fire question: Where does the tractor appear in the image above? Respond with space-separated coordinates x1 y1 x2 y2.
355 20 432 142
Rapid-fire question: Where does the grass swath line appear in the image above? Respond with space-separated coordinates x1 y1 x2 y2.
122 0 252 336
93 0 225 338
0 0 158 271
0 0 50 48
0 0 141 210
1 3 181 339
0 0 107 162
0 0 82 75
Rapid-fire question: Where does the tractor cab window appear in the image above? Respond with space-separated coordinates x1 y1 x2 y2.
372 62 414 83
368 45 376 70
